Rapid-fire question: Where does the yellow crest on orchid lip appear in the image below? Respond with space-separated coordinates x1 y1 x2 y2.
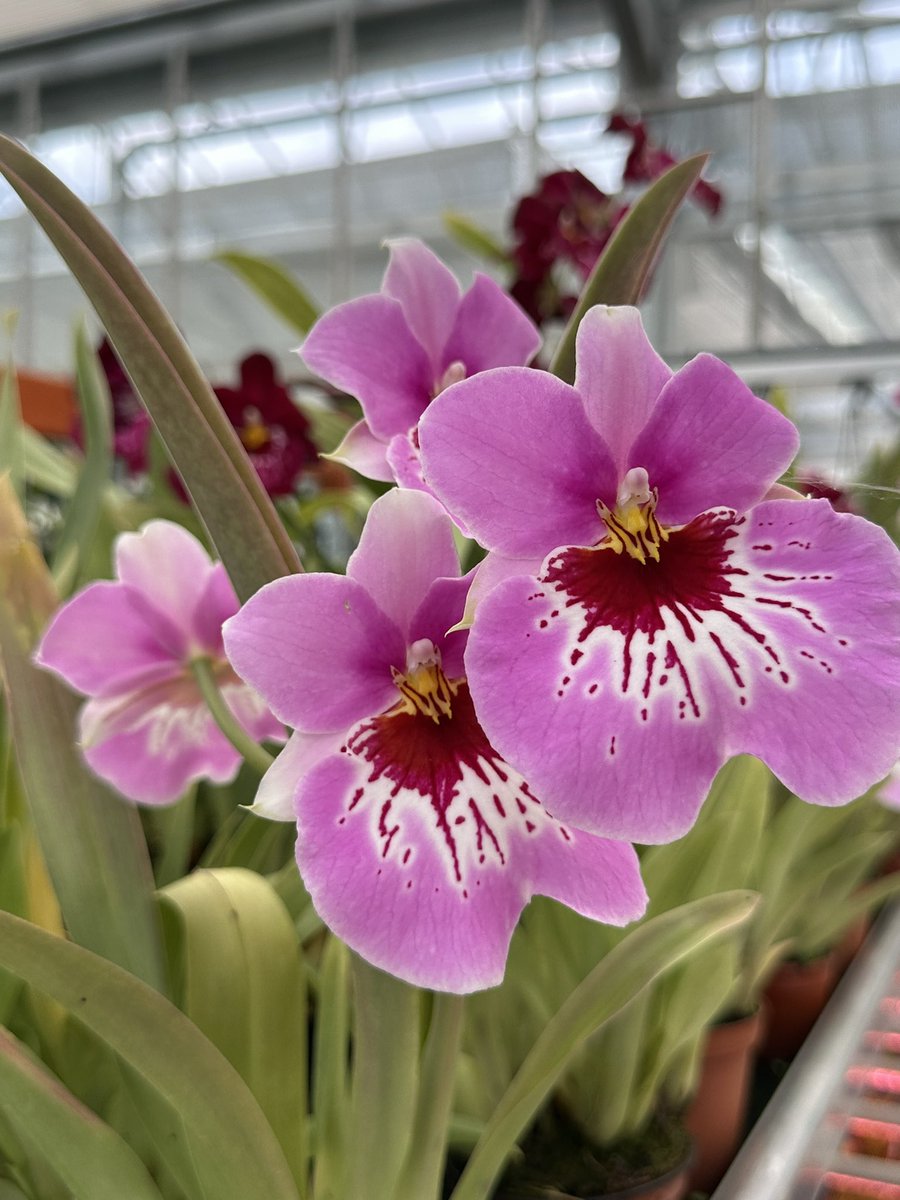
390 638 459 724
597 466 670 565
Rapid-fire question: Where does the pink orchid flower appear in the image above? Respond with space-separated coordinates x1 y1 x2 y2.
301 238 540 495
36 521 283 805
418 306 900 844
223 489 645 993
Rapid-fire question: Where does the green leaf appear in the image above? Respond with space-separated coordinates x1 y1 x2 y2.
0 910 300 1200
21 427 78 496
0 134 299 601
0 355 23 502
51 322 114 595
159 869 307 1190
214 251 320 337
310 936 351 1200
344 957 420 1200
0 1026 163 1200
549 154 709 384
449 890 758 1200
442 213 510 265
0 479 165 991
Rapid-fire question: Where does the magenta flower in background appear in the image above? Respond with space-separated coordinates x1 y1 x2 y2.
36 520 283 805
223 489 645 992
608 112 724 217
72 337 152 476
215 352 318 497
419 306 900 844
301 238 540 494
509 170 628 324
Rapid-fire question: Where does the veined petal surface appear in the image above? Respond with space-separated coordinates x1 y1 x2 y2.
631 354 800 525
295 682 646 992
573 306 671 473
443 272 540 376
301 294 433 441
114 520 215 644
36 582 181 697
466 499 900 841
383 238 461 371
223 574 404 732
418 367 616 556
347 489 460 637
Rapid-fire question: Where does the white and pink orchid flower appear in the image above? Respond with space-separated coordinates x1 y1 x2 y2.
36 520 283 805
223 490 645 993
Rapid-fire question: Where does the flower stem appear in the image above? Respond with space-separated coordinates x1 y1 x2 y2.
344 956 421 1200
190 657 274 776
396 991 465 1200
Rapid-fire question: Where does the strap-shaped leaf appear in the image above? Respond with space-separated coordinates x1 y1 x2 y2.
51 323 113 595
0 134 300 600
550 154 709 384
0 1026 163 1200
214 251 320 336
0 478 165 991
449 890 757 1200
159 869 307 1190
0 910 300 1200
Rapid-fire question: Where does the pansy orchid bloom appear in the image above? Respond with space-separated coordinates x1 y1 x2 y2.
301 238 540 493
36 520 283 805
223 489 645 993
418 306 900 844
214 352 318 497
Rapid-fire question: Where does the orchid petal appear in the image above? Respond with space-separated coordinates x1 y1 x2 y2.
223 574 404 733
383 238 461 371
408 572 473 679
294 684 645 992
251 729 344 821
325 419 394 483
346 489 459 638
443 273 540 376
189 563 239 658
722 500 900 801
80 689 240 806
36 582 181 698
573 306 671 472
466 499 900 840
114 521 215 644
301 295 433 441
631 354 800 525
419 367 617 557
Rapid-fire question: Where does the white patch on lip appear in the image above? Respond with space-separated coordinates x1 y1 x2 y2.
335 720 574 896
537 506 843 728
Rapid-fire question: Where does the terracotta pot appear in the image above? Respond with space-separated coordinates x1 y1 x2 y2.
761 952 839 1060
686 1008 763 1195
683 1008 764 1193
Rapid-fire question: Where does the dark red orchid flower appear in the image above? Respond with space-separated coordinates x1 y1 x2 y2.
214 352 318 497
607 112 724 217
509 169 628 323
73 337 152 476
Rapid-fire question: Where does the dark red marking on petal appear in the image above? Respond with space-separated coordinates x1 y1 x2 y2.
345 681 565 891
541 509 811 716
570 648 584 665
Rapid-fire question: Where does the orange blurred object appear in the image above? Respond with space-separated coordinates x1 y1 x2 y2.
16 370 76 438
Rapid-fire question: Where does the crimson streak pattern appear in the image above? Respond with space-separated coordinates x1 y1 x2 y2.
337 681 572 896
537 507 843 724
